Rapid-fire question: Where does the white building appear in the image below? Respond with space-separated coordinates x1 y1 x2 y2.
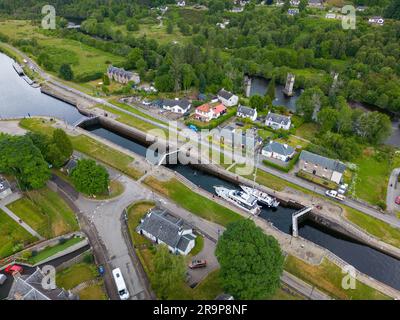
262 141 295 162
137 209 196 255
217 89 239 107
195 103 227 122
265 112 291 130
0 176 12 200
162 98 191 114
177 0 185 7
237 105 257 122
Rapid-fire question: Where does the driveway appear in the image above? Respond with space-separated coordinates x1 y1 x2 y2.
187 237 219 286
387 168 400 214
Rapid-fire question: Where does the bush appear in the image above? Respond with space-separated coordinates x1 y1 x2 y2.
83 253 94 264
262 152 300 173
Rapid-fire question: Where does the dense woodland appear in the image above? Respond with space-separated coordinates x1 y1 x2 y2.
0 0 399 152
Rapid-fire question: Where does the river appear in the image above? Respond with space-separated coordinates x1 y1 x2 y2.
2 51 400 293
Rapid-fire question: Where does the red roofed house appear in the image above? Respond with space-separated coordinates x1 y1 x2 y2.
195 103 227 122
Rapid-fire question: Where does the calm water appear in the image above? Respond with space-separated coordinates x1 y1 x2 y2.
0 53 82 123
249 77 301 112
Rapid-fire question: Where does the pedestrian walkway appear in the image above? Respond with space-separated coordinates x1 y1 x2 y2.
0 193 44 240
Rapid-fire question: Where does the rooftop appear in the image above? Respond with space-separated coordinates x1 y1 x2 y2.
263 141 295 157
266 112 291 125
237 105 256 117
218 89 236 100
300 150 346 173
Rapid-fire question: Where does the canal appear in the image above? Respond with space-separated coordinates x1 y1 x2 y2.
2 51 400 292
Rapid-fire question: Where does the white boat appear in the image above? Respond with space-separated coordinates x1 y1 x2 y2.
240 185 280 208
214 186 261 215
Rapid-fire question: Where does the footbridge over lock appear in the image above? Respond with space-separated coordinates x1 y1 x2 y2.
292 206 313 237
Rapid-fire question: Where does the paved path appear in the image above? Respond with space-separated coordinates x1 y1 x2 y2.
387 168 400 214
0 193 44 240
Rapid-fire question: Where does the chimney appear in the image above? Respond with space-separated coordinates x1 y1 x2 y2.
284 144 288 149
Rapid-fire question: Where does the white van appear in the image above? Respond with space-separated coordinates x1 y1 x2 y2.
112 268 130 300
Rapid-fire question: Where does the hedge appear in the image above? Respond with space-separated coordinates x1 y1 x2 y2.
262 152 300 173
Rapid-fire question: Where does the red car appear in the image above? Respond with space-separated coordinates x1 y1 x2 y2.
5 264 23 275
395 196 400 205
189 260 207 269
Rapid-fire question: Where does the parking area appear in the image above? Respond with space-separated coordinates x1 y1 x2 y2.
187 237 219 287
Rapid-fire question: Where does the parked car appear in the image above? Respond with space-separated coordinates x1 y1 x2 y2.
395 196 400 205
325 190 345 201
5 264 23 275
189 259 207 269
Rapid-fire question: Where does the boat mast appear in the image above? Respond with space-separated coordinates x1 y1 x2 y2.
252 149 260 191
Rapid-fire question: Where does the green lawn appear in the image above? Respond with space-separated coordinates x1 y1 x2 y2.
143 176 243 226
57 262 99 290
344 206 400 248
0 20 125 79
0 209 37 259
7 187 79 238
284 255 390 300
99 105 168 137
353 148 391 206
78 283 108 300
19 118 143 180
127 201 156 246
26 236 84 265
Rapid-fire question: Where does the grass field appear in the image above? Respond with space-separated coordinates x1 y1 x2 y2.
143 176 242 226
27 236 84 265
0 209 37 259
344 206 400 248
284 255 390 300
56 261 107 300
57 262 99 290
352 148 391 206
0 20 125 79
7 187 79 238
19 118 143 180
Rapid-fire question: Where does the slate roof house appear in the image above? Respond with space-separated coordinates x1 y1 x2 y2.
162 98 191 114
0 176 12 200
137 209 196 255
299 150 346 184
262 141 295 162
217 89 239 107
7 268 77 300
195 103 227 122
237 105 257 122
107 65 140 85
265 112 291 130
62 158 78 175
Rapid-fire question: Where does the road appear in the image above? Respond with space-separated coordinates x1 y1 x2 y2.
387 168 400 214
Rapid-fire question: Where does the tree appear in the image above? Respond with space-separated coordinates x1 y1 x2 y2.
70 159 109 196
317 107 338 133
216 219 284 299
296 87 325 122
266 77 276 101
59 64 74 81
52 129 73 160
385 0 400 20
167 20 174 34
0 134 50 190
249 95 265 112
152 245 186 299
299 0 308 12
